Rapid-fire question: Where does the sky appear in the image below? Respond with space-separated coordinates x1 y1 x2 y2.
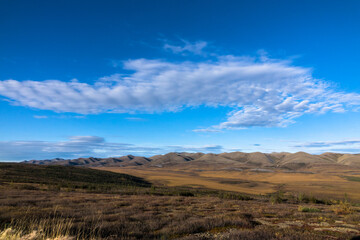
1 0 360 161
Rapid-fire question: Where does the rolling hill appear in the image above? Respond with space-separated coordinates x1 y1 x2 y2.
0 163 151 188
26 155 152 167
23 151 360 170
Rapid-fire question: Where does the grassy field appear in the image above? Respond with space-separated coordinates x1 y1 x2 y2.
0 163 151 188
99 167 360 201
1 163 360 239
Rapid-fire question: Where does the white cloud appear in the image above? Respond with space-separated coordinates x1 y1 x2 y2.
1 55 360 130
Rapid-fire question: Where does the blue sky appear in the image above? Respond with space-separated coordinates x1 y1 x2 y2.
1 0 360 161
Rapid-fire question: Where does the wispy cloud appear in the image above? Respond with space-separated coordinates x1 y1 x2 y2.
1 51 360 130
163 40 207 55
2 136 360 161
33 115 48 119
327 148 360 153
192 129 222 133
0 136 159 161
125 117 147 121
293 140 360 148
110 59 122 68
0 136 225 161
33 115 85 119
165 144 224 153
291 139 360 154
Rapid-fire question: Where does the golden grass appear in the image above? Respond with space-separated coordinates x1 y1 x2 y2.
1 188 359 239
2 164 360 239
98 167 360 200
0 218 75 240
98 167 275 194
198 170 360 199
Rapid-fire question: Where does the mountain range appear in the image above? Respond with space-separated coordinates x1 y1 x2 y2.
24 151 360 170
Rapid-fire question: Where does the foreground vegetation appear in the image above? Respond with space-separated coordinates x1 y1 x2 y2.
0 163 359 239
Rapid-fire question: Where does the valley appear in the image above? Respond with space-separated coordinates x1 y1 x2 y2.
26 151 360 200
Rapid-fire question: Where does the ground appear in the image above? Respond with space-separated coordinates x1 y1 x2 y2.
98 166 360 200
0 163 360 239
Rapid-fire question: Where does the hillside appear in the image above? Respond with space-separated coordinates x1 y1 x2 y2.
0 163 151 188
2 161 360 240
26 155 152 167
149 152 203 166
23 151 360 170
220 152 275 166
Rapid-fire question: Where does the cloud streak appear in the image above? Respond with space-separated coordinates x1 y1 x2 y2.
1 53 360 130
164 40 207 55
293 140 360 148
33 115 48 119
291 139 360 154
164 144 223 153
192 129 222 133
0 136 224 161
2 136 360 161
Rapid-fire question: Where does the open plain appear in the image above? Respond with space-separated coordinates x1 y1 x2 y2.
100 166 360 200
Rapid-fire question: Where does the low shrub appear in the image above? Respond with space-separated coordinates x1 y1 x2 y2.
298 205 321 212
331 200 354 215
293 192 332 205
219 192 253 201
269 191 286 204
178 191 194 197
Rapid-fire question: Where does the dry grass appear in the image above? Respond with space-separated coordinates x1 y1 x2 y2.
1 164 360 239
0 217 75 240
100 167 360 200
0 189 258 239
98 167 276 194
1 188 359 239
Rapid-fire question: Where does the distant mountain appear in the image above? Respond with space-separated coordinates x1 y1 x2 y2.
25 155 152 167
149 152 203 166
23 151 360 170
337 154 360 168
220 152 275 166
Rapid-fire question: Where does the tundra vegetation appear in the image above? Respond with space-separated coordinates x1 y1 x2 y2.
0 163 360 240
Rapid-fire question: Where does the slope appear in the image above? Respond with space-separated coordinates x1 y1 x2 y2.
0 163 151 188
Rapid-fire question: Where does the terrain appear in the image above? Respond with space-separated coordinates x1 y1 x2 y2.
1 163 360 239
25 151 360 200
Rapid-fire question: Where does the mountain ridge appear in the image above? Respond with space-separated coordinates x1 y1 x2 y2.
23 151 360 170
